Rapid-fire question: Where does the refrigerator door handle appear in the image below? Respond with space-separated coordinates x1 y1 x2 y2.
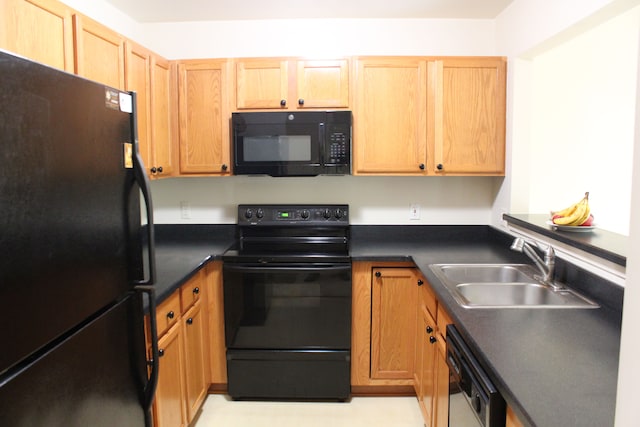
130 91 156 288
135 285 159 426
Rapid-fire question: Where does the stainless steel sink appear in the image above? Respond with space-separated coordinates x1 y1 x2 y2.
429 264 599 309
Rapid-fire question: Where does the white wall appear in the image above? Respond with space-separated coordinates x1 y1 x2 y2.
151 176 498 224
528 6 639 235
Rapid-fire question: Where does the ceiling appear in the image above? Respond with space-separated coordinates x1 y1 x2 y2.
103 0 515 23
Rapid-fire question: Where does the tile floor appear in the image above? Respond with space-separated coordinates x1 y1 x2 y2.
194 394 425 427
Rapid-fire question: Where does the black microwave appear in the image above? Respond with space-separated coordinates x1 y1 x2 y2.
232 111 351 177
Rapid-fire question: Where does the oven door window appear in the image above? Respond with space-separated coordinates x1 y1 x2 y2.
223 264 351 350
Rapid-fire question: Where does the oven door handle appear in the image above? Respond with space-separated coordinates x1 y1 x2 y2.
223 264 351 273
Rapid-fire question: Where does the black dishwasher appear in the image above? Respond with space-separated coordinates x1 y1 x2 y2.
447 325 506 427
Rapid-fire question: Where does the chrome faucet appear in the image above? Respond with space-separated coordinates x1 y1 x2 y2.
510 237 561 290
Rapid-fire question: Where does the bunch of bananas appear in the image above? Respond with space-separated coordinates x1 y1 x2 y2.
551 192 593 226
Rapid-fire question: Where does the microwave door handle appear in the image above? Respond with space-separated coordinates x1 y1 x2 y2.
319 122 326 165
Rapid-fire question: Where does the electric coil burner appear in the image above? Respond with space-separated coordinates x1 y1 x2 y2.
222 205 351 400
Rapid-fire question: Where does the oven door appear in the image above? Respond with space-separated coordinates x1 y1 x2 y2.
223 262 352 350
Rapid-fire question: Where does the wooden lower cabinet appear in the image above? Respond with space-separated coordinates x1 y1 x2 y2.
183 300 207 421
418 307 437 424
352 262 420 393
154 322 186 427
434 342 450 427
151 269 211 427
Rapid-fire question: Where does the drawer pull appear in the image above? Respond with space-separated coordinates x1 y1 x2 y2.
186 318 193 325
429 336 437 344
426 326 434 334
417 279 424 286
158 349 165 357
167 311 175 319
193 287 200 295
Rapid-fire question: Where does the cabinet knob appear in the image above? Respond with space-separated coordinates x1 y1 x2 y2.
426 326 434 334
186 318 193 325
417 279 424 286
150 167 157 173
157 166 163 173
375 271 381 278
419 163 425 170
298 99 304 105
280 99 287 106
429 336 437 344
436 163 443 171
167 311 175 319
158 349 165 357
221 164 228 171
193 287 200 295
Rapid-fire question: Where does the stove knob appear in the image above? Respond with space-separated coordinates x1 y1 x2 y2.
301 210 310 219
335 209 343 219
244 209 253 219
323 208 331 219
256 209 264 219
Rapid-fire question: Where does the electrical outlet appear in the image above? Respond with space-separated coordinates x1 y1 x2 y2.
410 203 420 220
180 201 191 220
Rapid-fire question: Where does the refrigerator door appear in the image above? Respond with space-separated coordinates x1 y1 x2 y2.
0 51 143 374
0 294 148 427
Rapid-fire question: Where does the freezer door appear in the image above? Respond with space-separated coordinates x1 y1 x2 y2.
0 51 143 373
0 294 148 427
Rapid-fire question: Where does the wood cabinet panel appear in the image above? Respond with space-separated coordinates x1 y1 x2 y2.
182 301 207 423
370 267 419 380
418 307 437 425
236 59 288 109
206 262 227 385
177 60 231 174
124 41 151 173
433 57 506 175
149 56 174 177
296 59 349 108
154 323 186 427
72 14 124 89
354 57 428 174
155 291 181 337
0 0 74 71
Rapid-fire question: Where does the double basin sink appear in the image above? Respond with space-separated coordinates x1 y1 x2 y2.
429 264 599 309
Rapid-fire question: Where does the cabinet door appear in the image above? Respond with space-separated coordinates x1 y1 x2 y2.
0 0 74 71
154 323 186 427
206 262 227 385
177 60 230 174
73 14 124 89
432 57 506 175
235 59 288 109
434 341 450 427
419 308 437 426
150 55 174 177
354 57 428 175
182 301 207 423
296 59 349 108
370 267 419 379
124 41 152 174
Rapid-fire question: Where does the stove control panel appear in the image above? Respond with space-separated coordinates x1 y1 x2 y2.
238 204 349 226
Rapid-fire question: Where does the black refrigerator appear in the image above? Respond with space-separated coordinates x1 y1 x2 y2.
0 50 159 426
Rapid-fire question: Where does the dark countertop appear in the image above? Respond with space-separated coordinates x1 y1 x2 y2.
151 223 622 427
351 225 622 427
152 224 235 303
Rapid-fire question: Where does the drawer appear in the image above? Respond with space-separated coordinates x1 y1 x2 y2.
156 290 181 336
180 271 203 312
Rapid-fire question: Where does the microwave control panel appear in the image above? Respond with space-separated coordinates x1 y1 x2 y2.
325 123 351 165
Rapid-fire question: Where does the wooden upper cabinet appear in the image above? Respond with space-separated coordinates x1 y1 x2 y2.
73 13 125 89
235 58 350 110
124 41 152 173
177 60 231 175
235 59 288 109
432 57 506 175
296 59 349 108
353 57 428 175
149 56 174 177
0 0 74 71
